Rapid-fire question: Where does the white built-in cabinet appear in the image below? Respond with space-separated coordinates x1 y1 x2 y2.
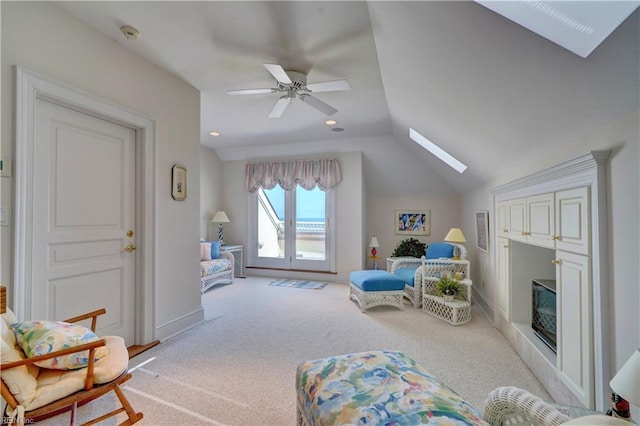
493 151 610 411
500 189 588 252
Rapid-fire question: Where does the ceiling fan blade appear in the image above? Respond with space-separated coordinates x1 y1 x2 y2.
306 80 351 93
263 63 292 85
227 88 274 96
299 94 338 116
269 97 291 118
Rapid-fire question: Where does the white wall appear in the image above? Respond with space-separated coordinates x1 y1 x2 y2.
366 194 460 263
1 2 203 340
200 146 224 240
460 111 640 397
220 151 364 282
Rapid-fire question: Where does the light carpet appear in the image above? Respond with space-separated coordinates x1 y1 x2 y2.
40 276 551 425
269 278 328 290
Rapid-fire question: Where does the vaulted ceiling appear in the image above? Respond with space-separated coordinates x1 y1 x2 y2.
54 1 639 195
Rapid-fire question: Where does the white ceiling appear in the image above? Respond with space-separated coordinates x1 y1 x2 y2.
53 1 639 194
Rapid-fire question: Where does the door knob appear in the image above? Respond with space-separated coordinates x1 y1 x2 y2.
124 244 136 252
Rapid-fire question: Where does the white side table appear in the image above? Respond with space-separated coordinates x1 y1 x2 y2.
220 244 245 278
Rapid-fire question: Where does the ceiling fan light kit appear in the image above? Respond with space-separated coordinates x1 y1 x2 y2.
227 63 351 118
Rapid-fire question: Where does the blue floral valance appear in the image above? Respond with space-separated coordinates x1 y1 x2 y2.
245 158 342 192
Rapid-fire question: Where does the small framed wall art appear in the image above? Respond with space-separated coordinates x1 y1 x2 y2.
395 209 431 236
475 210 489 252
171 164 187 201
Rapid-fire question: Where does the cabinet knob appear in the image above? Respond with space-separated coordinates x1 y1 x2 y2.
521 232 526 236
124 244 136 252
551 259 560 265
503 229 508 233
552 235 561 240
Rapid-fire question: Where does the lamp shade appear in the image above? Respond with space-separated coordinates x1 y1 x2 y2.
369 236 380 248
211 211 230 223
444 228 466 243
610 347 640 406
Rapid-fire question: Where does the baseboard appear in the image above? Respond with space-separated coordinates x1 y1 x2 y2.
472 287 495 326
155 306 204 341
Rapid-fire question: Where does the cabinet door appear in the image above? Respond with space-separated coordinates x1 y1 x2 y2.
556 251 593 408
555 187 590 255
508 198 527 241
497 201 510 237
497 237 510 320
527 193 555 248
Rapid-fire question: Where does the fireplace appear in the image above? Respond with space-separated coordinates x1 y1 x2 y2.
532 278 557 353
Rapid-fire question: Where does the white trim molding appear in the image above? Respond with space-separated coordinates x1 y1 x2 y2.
14 66 156 344
493 150 610 411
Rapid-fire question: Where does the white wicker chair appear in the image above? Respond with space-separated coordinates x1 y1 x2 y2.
482 386 573 426
388 243 468 308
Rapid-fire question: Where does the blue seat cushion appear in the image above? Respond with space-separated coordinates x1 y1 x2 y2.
426 242 454 259
394 268 415 286
350 270 405 292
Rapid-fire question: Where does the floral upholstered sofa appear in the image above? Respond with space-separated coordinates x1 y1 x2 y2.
200 241 234 294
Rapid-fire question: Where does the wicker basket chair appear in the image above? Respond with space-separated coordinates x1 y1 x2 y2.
482 386 571 426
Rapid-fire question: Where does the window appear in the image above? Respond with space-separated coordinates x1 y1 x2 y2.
249 185 335 272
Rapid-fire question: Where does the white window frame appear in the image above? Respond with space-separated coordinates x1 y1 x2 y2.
247 186 336 272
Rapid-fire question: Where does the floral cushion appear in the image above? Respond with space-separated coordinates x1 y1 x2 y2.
12 320 106 370
296 350 488 425
201 258 232 277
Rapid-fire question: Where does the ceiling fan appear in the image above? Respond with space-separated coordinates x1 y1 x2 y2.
226 63 351 118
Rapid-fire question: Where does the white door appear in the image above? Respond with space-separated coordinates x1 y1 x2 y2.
555 187 590 255
497 237 510 321
527 193 555 248
32 99 136 345
556 250 593 408
250 185 335 272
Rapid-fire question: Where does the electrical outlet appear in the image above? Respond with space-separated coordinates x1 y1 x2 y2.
0 158 11 177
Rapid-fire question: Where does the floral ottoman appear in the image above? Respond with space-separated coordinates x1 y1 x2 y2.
295 350 487 426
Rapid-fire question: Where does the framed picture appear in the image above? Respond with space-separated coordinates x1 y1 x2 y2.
395 209 430 236
171 164 187 201
476 210 489 252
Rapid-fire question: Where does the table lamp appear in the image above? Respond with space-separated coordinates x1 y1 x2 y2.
369 235 380 270
444 228 466 260
211 211 230 245
608 347 640 420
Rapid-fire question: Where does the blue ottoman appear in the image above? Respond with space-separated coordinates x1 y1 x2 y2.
349 270 405 312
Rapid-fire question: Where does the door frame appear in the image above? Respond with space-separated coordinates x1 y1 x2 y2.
14 66 156 344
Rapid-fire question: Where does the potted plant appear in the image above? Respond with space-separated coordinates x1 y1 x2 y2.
435 276 462 302
391 238 426 258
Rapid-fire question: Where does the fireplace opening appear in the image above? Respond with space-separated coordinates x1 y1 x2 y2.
532 278 557 353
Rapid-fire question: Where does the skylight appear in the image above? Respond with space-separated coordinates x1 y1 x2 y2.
409 128 467 174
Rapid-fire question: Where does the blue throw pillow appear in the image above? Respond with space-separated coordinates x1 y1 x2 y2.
210 241 221 259
425 242 454 259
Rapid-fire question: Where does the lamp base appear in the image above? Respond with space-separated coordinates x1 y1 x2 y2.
606 393 631 420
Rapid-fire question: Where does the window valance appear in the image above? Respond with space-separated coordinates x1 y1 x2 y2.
245 159 342 192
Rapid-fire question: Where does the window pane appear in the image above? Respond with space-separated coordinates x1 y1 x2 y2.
257 187 285 258
295 186 325 261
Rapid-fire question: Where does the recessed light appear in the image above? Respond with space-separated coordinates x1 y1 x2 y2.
331 127 344 132
209 131 220 136
325 119 337 126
